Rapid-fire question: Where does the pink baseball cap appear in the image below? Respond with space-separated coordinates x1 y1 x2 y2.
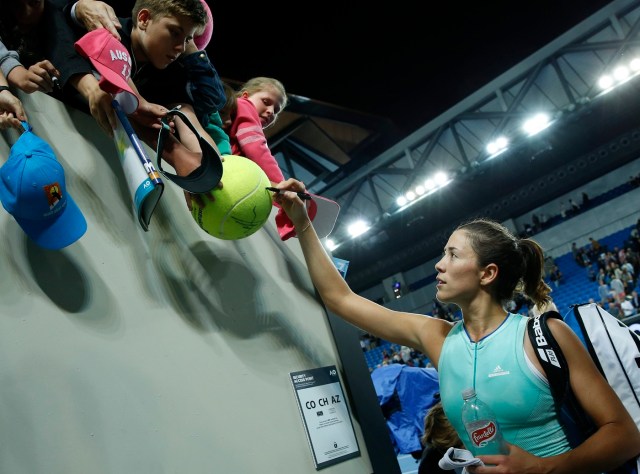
75 28 139 114
194 0 213 50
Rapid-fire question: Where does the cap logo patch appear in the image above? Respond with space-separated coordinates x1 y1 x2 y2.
44 183 63 209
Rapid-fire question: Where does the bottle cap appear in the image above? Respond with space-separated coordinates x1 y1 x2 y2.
461 387 476 400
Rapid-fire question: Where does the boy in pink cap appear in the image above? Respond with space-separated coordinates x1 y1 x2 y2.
0 0 147 136
58 0 224 127
56 0 212 49
62 0 226 207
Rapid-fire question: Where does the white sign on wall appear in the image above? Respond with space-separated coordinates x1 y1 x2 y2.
290 366 360 470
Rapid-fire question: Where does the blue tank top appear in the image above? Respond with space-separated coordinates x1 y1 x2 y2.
438 313 571 456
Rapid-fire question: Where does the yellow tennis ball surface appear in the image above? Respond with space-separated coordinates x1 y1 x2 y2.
191 155 273 240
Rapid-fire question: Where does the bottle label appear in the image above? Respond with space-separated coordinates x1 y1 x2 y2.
469 421 498 447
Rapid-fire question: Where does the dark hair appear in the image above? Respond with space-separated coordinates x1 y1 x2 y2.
0 1 46 67
456 218 551 307
133 0 207 31
421 401 462 449
219 82 238 124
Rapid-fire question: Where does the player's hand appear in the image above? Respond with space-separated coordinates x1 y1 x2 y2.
467 443 544 474
76 0 121 40
272 178 309 227
7 62 60 94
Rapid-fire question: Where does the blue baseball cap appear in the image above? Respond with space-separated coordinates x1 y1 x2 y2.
0 122 87 250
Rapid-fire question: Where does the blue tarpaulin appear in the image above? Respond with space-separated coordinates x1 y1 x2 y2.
371 364 440 454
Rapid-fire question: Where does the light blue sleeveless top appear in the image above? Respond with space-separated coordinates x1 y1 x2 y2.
438 313 571 456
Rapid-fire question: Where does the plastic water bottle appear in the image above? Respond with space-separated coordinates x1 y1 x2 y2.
461 387 508 456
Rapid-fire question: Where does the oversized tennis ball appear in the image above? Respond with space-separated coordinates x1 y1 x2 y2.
191 155 273 240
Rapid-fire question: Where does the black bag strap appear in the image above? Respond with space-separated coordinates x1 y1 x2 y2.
527 311 596 445
529 311 639 472
528 311 570 407
155 107 223 194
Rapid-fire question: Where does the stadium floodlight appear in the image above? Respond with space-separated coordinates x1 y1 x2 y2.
347 220 370 238
522 113 551 136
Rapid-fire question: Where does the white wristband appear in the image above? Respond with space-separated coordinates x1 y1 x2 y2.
70 2 83 27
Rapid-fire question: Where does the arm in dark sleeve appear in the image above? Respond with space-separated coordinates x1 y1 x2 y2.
51 0 134 20
44 5 94 88
0 40 23 79
181 49 226 126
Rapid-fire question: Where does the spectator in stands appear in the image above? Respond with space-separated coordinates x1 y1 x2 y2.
359 338 367 352
581 191 590 208
532 213 541 233
530 296 559 317
511 292 530 314
608 297 624 319
610 274 626 302
587 265 597 282
621 267 635 294
580 248 591 267
631 231 640 253
613 261 624 281
621 295 636 317
568 198 580 215
597 278 610 304
419 400 464 474
623 249 637 280
523 222 533 237
549 264 563 288
571 242 581 266
589 237 601 255
400 345 412 364
559 201 567 219
616 246 627 265
539 212 548 229
274 183 640 471
432 299 447 320
630 290 640 312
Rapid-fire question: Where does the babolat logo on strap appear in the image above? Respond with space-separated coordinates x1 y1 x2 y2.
532 315 561 368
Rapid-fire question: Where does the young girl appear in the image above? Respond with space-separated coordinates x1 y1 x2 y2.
274 177 640 473
226 77 287 186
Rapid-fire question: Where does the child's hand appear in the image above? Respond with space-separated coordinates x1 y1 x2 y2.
0 88 27 123
130 100 170 131
8 61 59 94
184 180 223 212
0 111 22 132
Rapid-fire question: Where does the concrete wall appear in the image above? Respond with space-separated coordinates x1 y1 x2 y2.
0 93 388 473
